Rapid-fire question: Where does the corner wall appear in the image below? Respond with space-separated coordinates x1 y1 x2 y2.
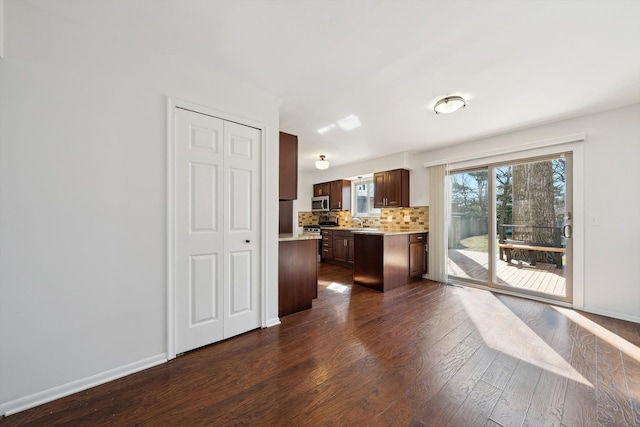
0 1 280 413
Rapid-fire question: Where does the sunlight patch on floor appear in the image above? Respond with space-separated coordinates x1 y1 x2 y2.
553 306 640 364
458 287 592 387
327 283 348 293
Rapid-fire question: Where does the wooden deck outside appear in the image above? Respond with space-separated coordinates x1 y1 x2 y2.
448 248 566 297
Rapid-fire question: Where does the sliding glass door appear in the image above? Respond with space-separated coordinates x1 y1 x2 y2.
447 169 490 284
447 154 572 303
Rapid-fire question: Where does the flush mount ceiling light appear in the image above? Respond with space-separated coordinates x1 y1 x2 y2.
315 155 330 170
336 114 361 131
434 96 466 114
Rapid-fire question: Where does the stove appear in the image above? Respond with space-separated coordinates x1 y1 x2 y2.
302 225 321 234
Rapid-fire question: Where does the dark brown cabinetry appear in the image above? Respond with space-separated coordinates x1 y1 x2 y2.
373 169 410 208
279 132 298 200
321 229 354 268
333 230 354 265
313 180 351 210
321 229 334 260
353 233 409 292
278 239 318 317
409 233 428 280
330 180 351 211
313 182 330 197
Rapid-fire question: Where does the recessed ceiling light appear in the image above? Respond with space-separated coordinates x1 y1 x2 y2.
317 123 337 135
336 115 361 131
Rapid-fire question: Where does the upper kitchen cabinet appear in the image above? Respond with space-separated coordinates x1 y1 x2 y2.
313 179 351 210
330 179 351 211
313 182 330 197
373 169 410 208
279 132 298 200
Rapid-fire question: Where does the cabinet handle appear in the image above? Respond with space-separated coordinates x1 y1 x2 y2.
339 201 341 208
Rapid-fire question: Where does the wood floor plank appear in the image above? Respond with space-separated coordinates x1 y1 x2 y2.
447 380 502 427
522 320 574 427
2 262 638 426
561 315 597 427
489 360 543 427
595 329 637 426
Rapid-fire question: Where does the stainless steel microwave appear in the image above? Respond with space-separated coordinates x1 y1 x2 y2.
311 195 330 212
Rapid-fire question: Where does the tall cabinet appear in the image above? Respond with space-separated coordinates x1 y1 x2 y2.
279 132 298 234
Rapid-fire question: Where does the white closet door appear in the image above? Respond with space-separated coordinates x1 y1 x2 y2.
223 121 261 338
174 108 261 354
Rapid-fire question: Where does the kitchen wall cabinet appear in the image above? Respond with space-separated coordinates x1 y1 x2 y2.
373 169 410 208
330 179 351 210
279 132 298 200
313 182 330 197
313 180 351 210
409 233 428 280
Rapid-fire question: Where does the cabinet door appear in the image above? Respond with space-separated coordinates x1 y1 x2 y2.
386 169 410 207
333 235 348 262
346 237 355 264
329 180 343 210
373 172 386 208
279 132 297 200
314 183 330 197
409 241 424 278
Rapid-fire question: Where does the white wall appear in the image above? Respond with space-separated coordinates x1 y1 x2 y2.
298 151 429 216
320 104 639 322
0 1 280 413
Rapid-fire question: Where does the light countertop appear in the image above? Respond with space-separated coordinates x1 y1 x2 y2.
278 233 322 242
318 226 428 236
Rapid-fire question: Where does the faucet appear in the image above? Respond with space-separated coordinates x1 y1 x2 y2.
352 217 363 228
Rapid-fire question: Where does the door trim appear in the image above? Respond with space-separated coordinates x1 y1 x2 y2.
166 97 267 360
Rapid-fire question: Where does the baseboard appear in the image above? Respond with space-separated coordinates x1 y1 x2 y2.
580 307 640 324
1 353 167 416
265 317 281 328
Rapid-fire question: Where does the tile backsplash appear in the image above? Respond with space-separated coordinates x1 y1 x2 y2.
298 206 429 231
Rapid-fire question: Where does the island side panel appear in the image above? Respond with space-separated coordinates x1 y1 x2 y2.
353 234 384 291
382 234 410 291
278 239 318 317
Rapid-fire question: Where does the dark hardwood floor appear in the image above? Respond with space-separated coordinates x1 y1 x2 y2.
2 263 639 426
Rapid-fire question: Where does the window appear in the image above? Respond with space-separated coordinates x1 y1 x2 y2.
353 179 380 216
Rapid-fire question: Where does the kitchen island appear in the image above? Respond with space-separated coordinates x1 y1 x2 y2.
352 229 428 292
278 233 321 317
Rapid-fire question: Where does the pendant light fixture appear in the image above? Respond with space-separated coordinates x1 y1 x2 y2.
434 96 466 114
315 155 330 170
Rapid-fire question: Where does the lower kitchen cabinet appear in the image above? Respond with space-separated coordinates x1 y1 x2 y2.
321 229 333 261
322 229 354 268
278 239 318 317
333 230 354 265
409 233 428 280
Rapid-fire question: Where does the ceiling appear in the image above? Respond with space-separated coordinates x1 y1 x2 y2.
27 0 640 172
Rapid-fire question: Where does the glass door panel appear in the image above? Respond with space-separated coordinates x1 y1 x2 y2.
492 155 571 301
447 169 490 284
